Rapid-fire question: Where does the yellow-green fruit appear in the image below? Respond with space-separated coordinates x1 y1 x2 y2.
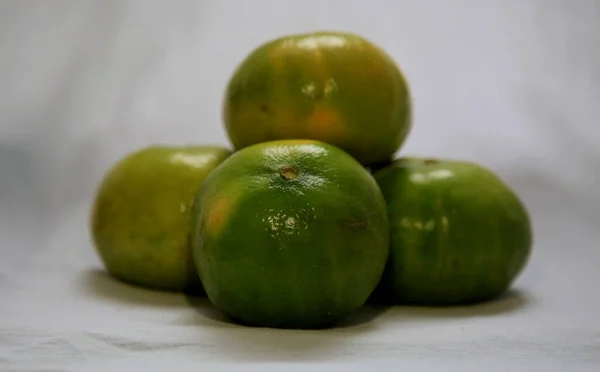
223 31 412 166
90 145 232 293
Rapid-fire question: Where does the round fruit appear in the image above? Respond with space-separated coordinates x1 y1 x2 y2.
191 139 389 329
90 145 232 293
372 157 533 305
223 31 412 166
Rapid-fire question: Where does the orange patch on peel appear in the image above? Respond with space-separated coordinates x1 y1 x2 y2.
305 105 347 141
205 197 235 237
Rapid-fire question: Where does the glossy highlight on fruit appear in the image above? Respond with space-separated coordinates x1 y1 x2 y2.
372 157 533 305
90 145 232 293
191 139 390 329
223 31 412 166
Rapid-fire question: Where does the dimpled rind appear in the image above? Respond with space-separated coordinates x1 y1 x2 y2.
191 139 390 329
372 157 533 305
223 31 412 166
91 145 232 293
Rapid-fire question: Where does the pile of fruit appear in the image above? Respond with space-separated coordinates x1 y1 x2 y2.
90 31 533 330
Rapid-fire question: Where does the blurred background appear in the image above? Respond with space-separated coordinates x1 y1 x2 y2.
0 0 599 361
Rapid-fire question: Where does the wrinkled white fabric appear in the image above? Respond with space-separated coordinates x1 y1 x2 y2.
1 1 599 371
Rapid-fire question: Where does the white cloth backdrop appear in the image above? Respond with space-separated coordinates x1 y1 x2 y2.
1 1 599 371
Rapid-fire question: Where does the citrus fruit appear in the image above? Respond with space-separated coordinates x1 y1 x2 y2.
222 31 412 166
90 145 232 293
191 139 390 329
371 157 533 305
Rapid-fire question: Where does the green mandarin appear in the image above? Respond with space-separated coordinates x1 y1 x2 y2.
191 140 390 329
91 145 232 293
223 31 412 166
372 157 533 305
